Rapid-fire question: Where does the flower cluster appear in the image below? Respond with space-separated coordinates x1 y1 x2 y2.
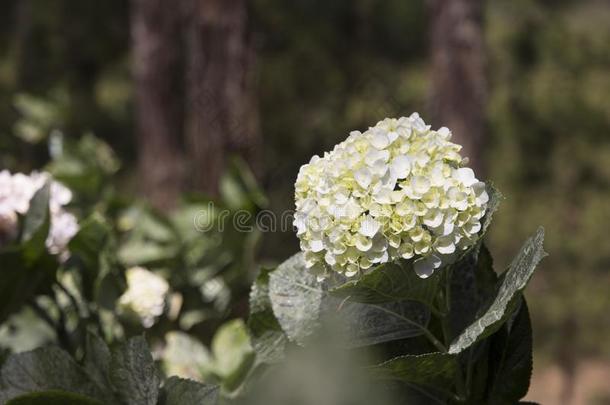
119 266 169 328
294 114 489 280
0 170 79 256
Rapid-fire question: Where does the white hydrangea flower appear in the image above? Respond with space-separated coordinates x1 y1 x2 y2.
0 170 79 256
294 113 489 280
119 266 169 328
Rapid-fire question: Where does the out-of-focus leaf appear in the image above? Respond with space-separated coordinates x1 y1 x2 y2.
20 182 50 262
0 249 57 324
68 214 111 299
6 390 103 405
0 347 102 402
210 319 255 391
268 253 324 345
162 332 211 381
118 240 178 267
109 336 160 405
449 228 546 354
487 299 533 404
366 352 457 388
248 267 288 364
160 377 219 405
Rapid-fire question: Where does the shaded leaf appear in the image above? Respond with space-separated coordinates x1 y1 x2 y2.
330 260 443 306
448 243 498 341
0 347 102 402
68 214 112 300
366 352 457 388
326 298 430 348
160 377 218 405
487 299 533 404
110 336 159 405
247 267 288 364
20 182 50 247
449 228 546 354
6 390 103 405
83 332 114 401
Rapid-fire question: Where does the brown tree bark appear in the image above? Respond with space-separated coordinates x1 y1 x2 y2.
428 0 487 175
183 0 260 196
131 0 184 211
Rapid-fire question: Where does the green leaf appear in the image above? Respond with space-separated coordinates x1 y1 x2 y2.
268 253 324 345
160 377 219 405
68 214 112 299
449 227 546 354
487 299 533 404
330 260 443 306
83 333 114 401
6 390 103 405
366 352 457 388
0 249 57 326
20 182 51 262
248 267 288 364
325 298 430 348
267 254 430 348
210 319 255 391
448 243 498 341
110 336 160 405
162 332 211 381
0 347 102 402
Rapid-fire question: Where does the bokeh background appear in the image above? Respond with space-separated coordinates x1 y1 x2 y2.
0 0 609 403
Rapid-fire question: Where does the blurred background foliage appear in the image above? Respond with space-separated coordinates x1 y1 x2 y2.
0 0 608 402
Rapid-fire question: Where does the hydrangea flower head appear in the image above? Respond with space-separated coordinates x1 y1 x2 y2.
0 170 79 257
294 113 489 280
119 266 169 328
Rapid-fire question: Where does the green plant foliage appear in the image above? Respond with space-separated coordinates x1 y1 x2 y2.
160 377 219 405
366 352 457 389
449 228 546 354
6 390 103 405
486 300 533 404
0 335 219 405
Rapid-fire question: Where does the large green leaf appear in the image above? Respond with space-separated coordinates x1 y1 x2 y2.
330 260 443 306
6 390 103 405
267 254 430 348
248 267 288 364
486 299 533 404
0 347 102 403
449 227 546 354
160 377 219 405
110 336 160 405
325 298 430 348
366 352 457 388
268 253 324 345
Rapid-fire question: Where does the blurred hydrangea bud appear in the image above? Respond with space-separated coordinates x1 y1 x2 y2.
119 266 170 328
0 170 79 257
294 113 489 280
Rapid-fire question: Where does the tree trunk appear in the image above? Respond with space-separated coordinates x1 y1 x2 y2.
428 0 486 175
131 0 184 211
183 0 260 196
